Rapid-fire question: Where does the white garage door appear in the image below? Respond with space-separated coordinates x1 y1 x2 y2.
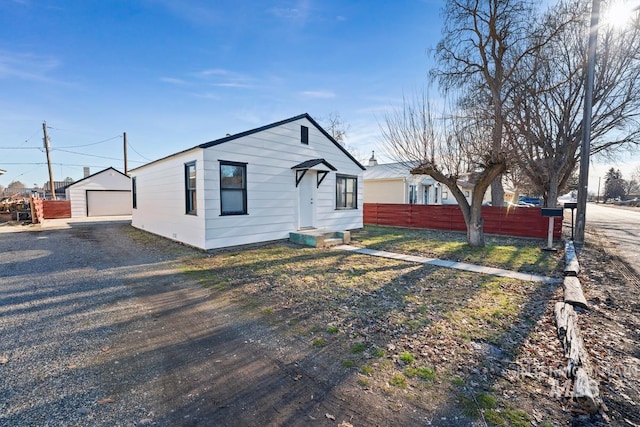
86 190 132 217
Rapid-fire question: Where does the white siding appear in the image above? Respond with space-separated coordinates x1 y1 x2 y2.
65 168 131 218
131 117 363 250
131 149 206 249
201 118 363 249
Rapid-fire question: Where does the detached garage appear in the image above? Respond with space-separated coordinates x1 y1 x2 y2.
65 167 132 218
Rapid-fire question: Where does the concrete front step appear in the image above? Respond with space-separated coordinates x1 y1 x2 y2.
323 238 344 247
289 229 351 248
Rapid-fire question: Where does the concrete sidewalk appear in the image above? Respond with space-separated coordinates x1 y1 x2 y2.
334 244 561 284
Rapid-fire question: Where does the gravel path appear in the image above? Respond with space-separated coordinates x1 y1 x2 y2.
0 223 183 426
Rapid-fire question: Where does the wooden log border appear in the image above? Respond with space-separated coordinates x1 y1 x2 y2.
564 276 588 309
554 240 600 414
564 240 580 276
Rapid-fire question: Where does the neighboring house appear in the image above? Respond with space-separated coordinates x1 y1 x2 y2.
363 158 491 206
64 167 132 217
43 180 72 200
130 113 365 250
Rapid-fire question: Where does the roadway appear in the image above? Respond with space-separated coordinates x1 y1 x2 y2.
585 202 640 275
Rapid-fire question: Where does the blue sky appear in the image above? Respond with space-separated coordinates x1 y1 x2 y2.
1 0 638 192
0 0 442 187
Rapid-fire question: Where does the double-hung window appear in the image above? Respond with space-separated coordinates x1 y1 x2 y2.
409 185 417 204
185 162 197 215
220 161 247 215
336 175 357 209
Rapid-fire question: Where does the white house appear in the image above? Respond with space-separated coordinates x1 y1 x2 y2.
64 167 132 217
130 114 365 250
363 158 490 206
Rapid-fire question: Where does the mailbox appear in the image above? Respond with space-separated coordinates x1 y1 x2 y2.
541 208 563 217
564 202 578 240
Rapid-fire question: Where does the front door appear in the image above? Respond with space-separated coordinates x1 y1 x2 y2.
299 170 315 229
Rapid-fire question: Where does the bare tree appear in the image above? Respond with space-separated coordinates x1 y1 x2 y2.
503 163 538 202
509 0 640 206
380 92 506 247
7 181 26 189
318 111 365 161
321 112 350 146
432 0 542 207
624 179 640 198
632 165 640 183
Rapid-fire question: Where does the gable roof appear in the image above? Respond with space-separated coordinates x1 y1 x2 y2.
65 167 129 189
130 113 366 172
364 162 422 180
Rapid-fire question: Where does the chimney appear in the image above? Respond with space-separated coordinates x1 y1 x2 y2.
368 150 378 167
83 167 90 178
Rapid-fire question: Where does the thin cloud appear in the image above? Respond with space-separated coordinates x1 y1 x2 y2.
193 68 256 89
301 90 336 99
159 77 189 85
195 68 230 78
151 1 223 26
191 92 221 100
0 50 67 84
212 82 253 88
268 0 311 24
160 68 259 91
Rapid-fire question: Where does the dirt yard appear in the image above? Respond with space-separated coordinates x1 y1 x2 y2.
1 222 638 426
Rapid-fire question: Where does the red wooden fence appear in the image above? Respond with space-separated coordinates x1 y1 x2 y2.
42 200 71 219
30 198 44 224
364 203 562 239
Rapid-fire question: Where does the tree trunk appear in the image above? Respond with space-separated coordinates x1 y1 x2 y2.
491 92 505 207
467 206 485 246
547 177 559 208
491 179 505 206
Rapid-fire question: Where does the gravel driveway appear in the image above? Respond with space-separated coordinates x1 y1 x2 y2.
1 222 385 427
0 222 187 426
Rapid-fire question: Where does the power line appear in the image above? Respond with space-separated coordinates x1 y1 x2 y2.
53 148 145 163
22 128 42 146
1 160 144 166
55 135 121 149
127 142 153 161
2 165 46 183
1 135 122 150
0 162 51 165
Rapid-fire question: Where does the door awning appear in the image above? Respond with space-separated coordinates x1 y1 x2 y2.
291 158 337 187
291 158 337 171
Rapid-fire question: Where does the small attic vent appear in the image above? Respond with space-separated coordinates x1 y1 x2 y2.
301 125 309 145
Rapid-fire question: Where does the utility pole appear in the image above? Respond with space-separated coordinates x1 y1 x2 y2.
575 0 600 244
123 132 128 175
42 121 56 200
